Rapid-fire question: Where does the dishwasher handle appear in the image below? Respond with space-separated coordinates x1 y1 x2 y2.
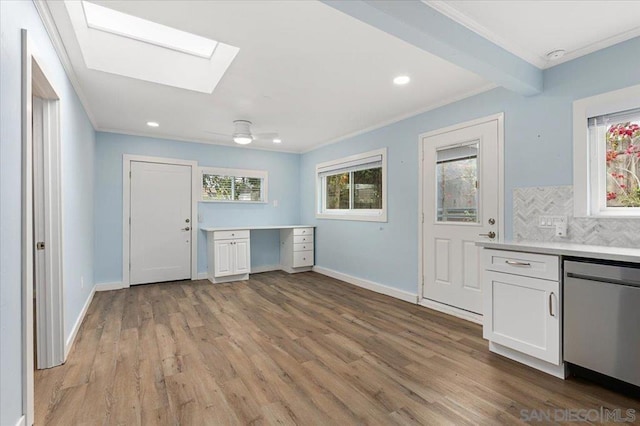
566 272 640 288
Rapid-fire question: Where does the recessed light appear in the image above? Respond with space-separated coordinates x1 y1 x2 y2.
146 121 159 127
546 49 566 61
393 75 410 85
273 138 282 144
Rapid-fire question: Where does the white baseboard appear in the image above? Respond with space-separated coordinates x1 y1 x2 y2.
418 298 483 325
65 285 96 359
251 264 282 274
489 341 567 379
95 281 126 291
15 415 25 426
197 272 208 280
312 266 418 304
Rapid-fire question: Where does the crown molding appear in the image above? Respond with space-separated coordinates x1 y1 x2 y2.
32 0 98 127
302 82 497 154
550 25 640 69
423 0 640 71
423 0 547 69
95 127 302 154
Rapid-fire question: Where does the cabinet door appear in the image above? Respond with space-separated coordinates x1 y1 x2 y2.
234 239 250 274
483 270 561 364
214 240 233 277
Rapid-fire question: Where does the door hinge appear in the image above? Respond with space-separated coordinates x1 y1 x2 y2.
36 241 45 250
129 171 131 178
421 212 424 224
129 217 131 225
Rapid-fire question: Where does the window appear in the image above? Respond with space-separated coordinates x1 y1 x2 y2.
573 84 640 217
436 143 479 223
201 167 267 203
590 109 640 209
316 148 387 221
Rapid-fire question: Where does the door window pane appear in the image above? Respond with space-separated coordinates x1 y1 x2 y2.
326 172 350 209
436 143 479 222
353 167 382 209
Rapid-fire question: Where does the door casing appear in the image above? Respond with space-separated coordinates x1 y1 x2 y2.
122 155 198 287
417 113 505 323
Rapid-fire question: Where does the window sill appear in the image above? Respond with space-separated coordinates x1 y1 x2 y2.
200 200 267 204
316 213 387 222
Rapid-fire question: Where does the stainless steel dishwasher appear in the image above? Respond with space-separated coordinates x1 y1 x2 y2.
564 259 640 387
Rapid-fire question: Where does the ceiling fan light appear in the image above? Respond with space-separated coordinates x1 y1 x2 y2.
233 135 253 145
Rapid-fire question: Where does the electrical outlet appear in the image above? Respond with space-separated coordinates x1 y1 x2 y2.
538 215 567 229
273 200 279 207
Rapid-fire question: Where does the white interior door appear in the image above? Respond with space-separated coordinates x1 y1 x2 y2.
422 118 500 314
130 161 192 285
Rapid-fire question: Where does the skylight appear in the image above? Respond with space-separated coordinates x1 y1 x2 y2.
82 1 218 59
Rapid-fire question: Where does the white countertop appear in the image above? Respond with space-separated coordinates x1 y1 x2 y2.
200 225 315 232
477 240 640 263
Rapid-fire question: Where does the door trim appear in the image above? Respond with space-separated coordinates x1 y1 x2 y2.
417 113 505 312
122 155 198 287
33 91 65 368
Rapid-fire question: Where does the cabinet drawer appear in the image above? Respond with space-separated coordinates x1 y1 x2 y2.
293 235 313 244
483 249 559 281
293 251 314 267
214 230 249 240
293 227 313 236
294 243 313 252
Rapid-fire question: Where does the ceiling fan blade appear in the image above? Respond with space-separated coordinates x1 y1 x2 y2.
202 130 232 137
253 132 279 141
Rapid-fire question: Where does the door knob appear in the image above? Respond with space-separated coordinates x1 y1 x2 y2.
182 227 190 231
479 231 496 239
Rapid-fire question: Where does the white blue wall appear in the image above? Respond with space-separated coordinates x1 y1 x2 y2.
0 1 96 425
299 36 640 296
94 132 301 284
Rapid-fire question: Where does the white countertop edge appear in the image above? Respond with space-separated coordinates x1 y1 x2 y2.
200 225 316 232
476 240 640 263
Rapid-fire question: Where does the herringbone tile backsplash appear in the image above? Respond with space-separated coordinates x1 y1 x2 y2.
513 186 640 248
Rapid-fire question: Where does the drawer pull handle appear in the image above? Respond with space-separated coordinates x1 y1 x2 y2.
505 260 531 267
549 292 555 317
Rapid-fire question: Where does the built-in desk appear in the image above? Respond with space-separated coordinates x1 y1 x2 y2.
201 225 315 283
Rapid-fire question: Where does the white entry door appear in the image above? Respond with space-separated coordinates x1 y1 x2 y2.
130 161 192 285
421 117 501 314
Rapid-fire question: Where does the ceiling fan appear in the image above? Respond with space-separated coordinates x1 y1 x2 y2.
204 120 281 145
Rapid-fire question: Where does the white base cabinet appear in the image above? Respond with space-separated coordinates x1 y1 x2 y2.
280 227 314 273
208 230 250 283
482 248 566 378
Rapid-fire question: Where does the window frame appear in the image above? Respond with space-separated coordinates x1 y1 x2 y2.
573 84 640 217
200 166 268 203
315 148 387 222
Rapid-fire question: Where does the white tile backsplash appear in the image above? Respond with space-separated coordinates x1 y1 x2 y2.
513 186 640 248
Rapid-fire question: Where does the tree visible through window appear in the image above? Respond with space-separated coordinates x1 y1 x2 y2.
201 168 267 202
605 116 640 207
316 148 386 221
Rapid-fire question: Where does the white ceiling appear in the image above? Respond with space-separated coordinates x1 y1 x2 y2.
45 1 640 153
426 0 640 69
46 0 492 153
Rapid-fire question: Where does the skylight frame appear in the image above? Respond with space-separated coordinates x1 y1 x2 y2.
81 1 218 59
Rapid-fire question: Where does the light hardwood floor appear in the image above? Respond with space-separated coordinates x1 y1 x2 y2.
36 271 639 425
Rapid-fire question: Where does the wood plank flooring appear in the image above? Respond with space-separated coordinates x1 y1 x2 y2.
35 271 639 425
